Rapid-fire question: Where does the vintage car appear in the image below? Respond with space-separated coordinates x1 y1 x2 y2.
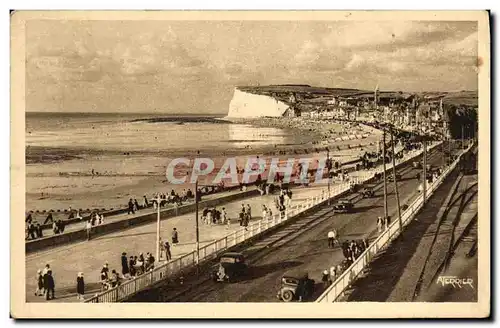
210 252 248 283
359 187 374 198
277 271 315 302
333 199 354 213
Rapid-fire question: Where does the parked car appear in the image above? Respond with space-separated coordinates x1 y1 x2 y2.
277 271 315 302
210 252 248 283
333 199 354 213
359 187 374 198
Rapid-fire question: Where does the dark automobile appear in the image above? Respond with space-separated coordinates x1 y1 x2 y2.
360 187 374 198
277 271 315 302
210 252 248 283
333 199 354 213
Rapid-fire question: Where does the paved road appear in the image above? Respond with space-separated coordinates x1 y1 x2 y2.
25 182 335 303
343 165 477 302
153 144 450 302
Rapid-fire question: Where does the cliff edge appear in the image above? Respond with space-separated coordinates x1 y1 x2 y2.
227 88 290 118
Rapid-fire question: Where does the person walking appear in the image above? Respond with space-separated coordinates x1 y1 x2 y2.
329 265 337 282
246 204 252 220
327 230 335 248
159 237 165 260
221 207 227 225
174 202 179 216
171 228 179 246
164 241 172 261
129 256 136 277
76 272 85 301
127 198 135 215
86 220 92 241
376 217 383 233
45 270 55 300
35 269 43 296
322 269 332 288
262 205 268 220
121 252 130 278
206 210 212 226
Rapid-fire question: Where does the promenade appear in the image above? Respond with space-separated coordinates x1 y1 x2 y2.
26 182 334 303
28 187 248 239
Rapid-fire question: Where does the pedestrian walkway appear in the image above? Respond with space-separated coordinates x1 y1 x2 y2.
27 187 255 240
26 183 333 303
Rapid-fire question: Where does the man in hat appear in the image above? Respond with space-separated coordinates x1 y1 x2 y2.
45 270 55 300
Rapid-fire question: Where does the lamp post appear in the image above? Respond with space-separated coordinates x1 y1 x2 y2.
153 194 162 262
195 180 200 274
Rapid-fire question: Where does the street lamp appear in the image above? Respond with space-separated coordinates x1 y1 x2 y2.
152 194 162 262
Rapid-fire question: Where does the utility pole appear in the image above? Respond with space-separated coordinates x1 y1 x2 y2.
327 149 331 205
423 136 427 205
390 131 402 233
382 130 388 222
461 124 464 149
195 179 200 274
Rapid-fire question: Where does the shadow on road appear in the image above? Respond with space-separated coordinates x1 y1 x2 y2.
242 260 303 281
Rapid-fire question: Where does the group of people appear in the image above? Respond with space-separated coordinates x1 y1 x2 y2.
274 188 293 213
84 211 106 241
320 232 369 288
100 262 124 291
238 204 252 228
376 216 392 233
201 207 228 226
34 264 56 300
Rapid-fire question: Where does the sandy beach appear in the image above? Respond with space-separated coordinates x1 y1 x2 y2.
26 117 381 216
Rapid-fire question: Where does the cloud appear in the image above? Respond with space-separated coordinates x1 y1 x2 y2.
26 20 479 112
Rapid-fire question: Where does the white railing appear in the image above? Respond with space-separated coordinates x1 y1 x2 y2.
315 141 473 303
85 141 442 303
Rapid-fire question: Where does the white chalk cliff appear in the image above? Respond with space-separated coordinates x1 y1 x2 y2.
227 88 290 118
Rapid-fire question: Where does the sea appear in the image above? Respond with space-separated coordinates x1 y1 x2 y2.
26 112 295 154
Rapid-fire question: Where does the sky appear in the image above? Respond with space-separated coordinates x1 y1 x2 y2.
26 20 478 113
